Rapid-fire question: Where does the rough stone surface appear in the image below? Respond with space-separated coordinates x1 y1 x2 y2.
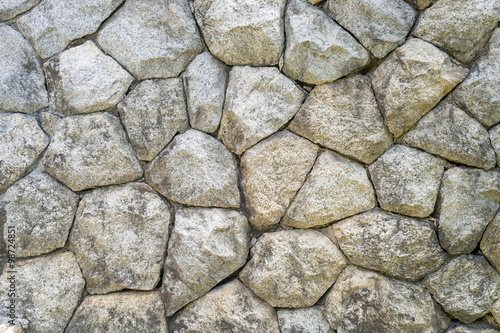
70 182 171 294
493 300 500 326
145 129 240 208
446 322 500 333
162 207 249 316
289 75 392 163
0 0 39 21
403 0 435 10
219 66 305 155
240 131 319 228
239 229 347 308
97 0 202 80
482 212 500 272
277 307 334 333
491 124 500 166
40 112 58 136
370 38 469 137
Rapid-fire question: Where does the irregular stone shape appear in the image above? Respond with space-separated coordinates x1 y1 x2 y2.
97 0 202 80
219 66 305 155
183 52 227 133
0 252 85 333
118 78 188 161
239 229 347 308
240 131 319 228
370 38 469 137
491 124 500 166
0 0 39 21
446 322 500 333
482 212 500 273
324 0 416 58
44 41 134 116
0 24 48 113
162 207 249 316
369 145 445 217
283 0 369 85
192 0 286 66
282 151 376 228
324 265 450 333
70 182 171 294
66 291 167 333
332 209 447 281
42 112 143 192
277 307 334 333
401 101 496 170
0 113 48 194
414 0 498 64
40 112 58 136
3 170 79 257
289 75 392 164
145 129 240 208
403 0 435 10
436 167 500 254
493 300 500 326
424 255 500 323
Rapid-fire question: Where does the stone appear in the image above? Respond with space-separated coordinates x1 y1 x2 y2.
0 321 24 333
239 229 347 308
40 112 58 136
0 113 48 194
277 307 334 333
424 255 500 323
162 207 250 316
42 112 143 192
324 0 416 58
118 78 188 161
0 0 39 21
491 124 500 166
97 0 202 80
289 75 392 164
240 131 319 228
446 322 500 333
0 24 48 114
192 0 286 66
70 182 172 294
44 41 134 116
481 212 500 272
332 209 447 281
401 101 496 170
282 151 376 229
370 38 469 137
368 145 445 217
282 0 370 85
436 167 500 254
403 0 435 10
145 129 240 208
16 0 123 59
493 300 500 325
323 265 451 333
66 291 167 333
183 52 227 133
219 66 306 155
3 170 79 258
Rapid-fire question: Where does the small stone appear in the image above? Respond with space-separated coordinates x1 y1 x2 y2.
97 0 202 80
0 0 39 21
481 212 500 272
118 78 188 161
446 322 500 333
241 131 319 228
493 300 500 325
491 124 500 166
403 0 435 10
40 112 58 136
424 255 500 323
289 75 392 164
239 229 347 308
277 307 334 333
44 41 134 116
370 38 469 137
219 66 305 155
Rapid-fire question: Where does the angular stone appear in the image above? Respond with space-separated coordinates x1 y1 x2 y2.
145 129 240 208
403 0 435 10
40 112 58 136
446 322 500 333
241 131 319 228
3 170 79 258
239 229 347 308
481 212 500 272
491 124 500 166
282 151 376 229
277 307 334 333
289 75 392 163
370 38 468 137
44 41 133 116
219 66 305 155
118 78 188 161
97 0 202 80
162 207 249 316
369 145 445 217
0 0 39 21
324 265 450 333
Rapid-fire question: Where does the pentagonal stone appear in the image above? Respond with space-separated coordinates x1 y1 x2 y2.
277 307 334 333
446 322 500 333
0 0 39 21
491 124 500 166
482 212 500 272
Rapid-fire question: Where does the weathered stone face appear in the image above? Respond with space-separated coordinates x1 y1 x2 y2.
481 212 500 273
277 307 334 333
0 0 39 21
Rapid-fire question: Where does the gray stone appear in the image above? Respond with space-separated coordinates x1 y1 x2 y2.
118 78 188 161
481 212 500 273
240 131 319 228
145 129 240 208
239 229 347 308
403 0 435 10
491 124 500 166
219 66 305 155
289 75 392 164
0 0 39 21
97 0 202 80
446 322 500 333
493 300 500 326
40 112 58 136
162 207 249 316
44 41 133 116
277 307 334 333
369 145 445 217
370 38 469 137
0 322 24 333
